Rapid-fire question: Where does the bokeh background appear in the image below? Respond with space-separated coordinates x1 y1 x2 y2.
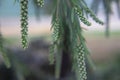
0 0 120 80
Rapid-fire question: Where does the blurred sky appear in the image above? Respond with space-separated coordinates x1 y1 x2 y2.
0 0 120 36
0 0 91 17
0 0 35 17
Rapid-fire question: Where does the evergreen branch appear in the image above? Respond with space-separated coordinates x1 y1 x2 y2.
74 6 91 26
52 18 60 42
50 0 104 80
50 17 63 79
76 44 87 80
20 0 28 49
85 7 104 25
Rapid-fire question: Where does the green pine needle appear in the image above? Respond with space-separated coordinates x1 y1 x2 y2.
49 44 55 64
0 34 11 68
1 50 11 68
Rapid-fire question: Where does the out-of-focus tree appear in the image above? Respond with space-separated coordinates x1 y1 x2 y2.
91 0 120 37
